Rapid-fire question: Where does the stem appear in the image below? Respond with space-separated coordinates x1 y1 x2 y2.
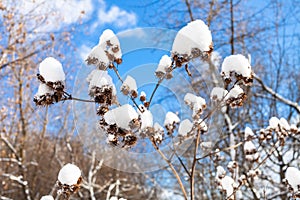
148 61 176 107
112 65 142 112
66 96 95 103
190 129 201 200
112 65 123 84
148 79 163 106
151 140 188 200
230 0 235 55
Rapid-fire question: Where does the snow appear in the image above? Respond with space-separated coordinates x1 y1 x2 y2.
221 54 252 79
87 29 122 66
140 91 146 98
154 122 164 132
269 117 280 129
200 141 212 149
226 85 244 99
279 117 290 130
138 106 153 130
184 93 206 118
40 195 54 200
104 104 138 130
99 29 118 49
285 167 300 191
121 75 137 92
197 119 208 132
155 55 172 76
216 166 226 178
172 19 212 56
227 161 236 169
39 57 65 82
87 69 116 94
210 87 228 101
178 119 193 136
99 29 122 60
221 176 235 199
107 134 116 142
36 84 53 96
87 45 110 65
164 112 180 126
184 93 206 112
58 163 81 185
245 127 254 138
153 122 164 142
210 51 222 67
244 141 256 152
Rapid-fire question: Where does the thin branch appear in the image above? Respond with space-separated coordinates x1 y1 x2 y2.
184 0 194 21
112 65 142 112
151 140 188 200
190 129 201 200
148 79 163 106
253 73 300 113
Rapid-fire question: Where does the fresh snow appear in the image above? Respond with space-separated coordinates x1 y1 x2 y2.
58 163 81 185
121 75 137 92
155 55 172 75
245 127 254 138
221 176 235 199
226 85 244 99
99 29 119 49
36 84 53 96
99 29 122 60
172 20 212 56
285 167 300 191
153 122 164 142
154 122 164 132
244 141 256 152
164 112 180 126
210 51 222 67
86 69 116 94
221 54 252 79
107 134 116 142
200 141 212 149
87 45 110 65
87 29 122 65
269 117 280 129
216 166 226 178
138 105 153 130
178 119 193 136
196 118 208 132
140 91 146 98
104 104 138 130
210 87 228 101
39 57 65 82
279 117 290 130
184 93 206 110
40 195 54 200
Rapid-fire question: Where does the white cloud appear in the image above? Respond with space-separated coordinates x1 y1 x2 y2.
3 0 137 32
94 0 137 28
3 0 93 32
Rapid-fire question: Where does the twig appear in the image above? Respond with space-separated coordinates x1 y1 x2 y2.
148 79 163 106
148 61 176 107
112 65 142 113
225 141 280 200
151 140 188 200
253 73 300 113
190 128 201 200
